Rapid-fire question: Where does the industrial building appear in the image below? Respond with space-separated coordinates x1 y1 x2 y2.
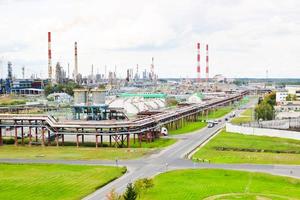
73 89 127 120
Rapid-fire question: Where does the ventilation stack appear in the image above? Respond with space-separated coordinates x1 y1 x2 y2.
206 44 209 83
74 42 78 83
197 43 200 83
48 32 52 80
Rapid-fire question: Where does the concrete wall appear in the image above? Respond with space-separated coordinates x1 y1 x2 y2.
226 123 300 140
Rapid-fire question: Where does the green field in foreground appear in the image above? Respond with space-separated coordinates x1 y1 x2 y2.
0 138 176 160
231 108 254 124
169 121 207 135
0 145 151 160
140 169 300 200
0 163 125 200
192 131 300 164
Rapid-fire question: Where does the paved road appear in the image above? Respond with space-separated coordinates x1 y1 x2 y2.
1 98 300 199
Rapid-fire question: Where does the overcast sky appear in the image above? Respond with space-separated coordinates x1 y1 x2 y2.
0 0 300 79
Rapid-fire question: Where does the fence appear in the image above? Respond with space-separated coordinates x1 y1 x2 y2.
226 123 300 140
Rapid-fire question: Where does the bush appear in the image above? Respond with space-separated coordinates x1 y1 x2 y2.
134 178 154 197
106 188 122 200
123 183 137 200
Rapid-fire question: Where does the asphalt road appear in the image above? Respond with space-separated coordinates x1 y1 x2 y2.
1 98 300 199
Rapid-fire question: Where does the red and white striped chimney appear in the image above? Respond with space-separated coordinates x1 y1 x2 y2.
197 42 200 82
48 32 52 80
206 44 209 82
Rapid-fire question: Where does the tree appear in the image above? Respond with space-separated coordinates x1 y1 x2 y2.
134 178 154 198
286 94 297 101
123 183 137 200
263 92 276 106
255 101 274 120
44 84 53 96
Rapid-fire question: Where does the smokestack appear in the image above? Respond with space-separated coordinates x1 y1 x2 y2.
151 57 154 81
197 43 200 83
7 61 12 80
22 66 25 79
206 44 209 82
48 32 52 80
74 42 78 82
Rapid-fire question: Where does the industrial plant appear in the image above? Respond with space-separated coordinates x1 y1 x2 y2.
0 31 252 147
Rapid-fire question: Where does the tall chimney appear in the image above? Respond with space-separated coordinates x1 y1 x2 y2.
197 43 200 83
48 32 52 80
151 57 154 81
74 41 78 82
206 44 209 82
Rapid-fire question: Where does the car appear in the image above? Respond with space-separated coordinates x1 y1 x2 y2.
213 120 219 124
207 123 214 128
225 118 229 121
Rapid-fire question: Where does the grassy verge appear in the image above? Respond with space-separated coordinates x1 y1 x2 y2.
140 169 300 200
0 163 125 200
130 138 177 148
0 138 176 160
0 96 27 106
231 108 254 124
200 106 233 120
0 145 150 160
169 121 207 135
192 131 300 164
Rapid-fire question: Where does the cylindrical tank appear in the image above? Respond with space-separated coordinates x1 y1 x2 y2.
73 89 88 106
91 89 106 105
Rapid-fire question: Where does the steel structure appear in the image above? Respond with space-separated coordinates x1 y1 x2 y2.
0 91 248 148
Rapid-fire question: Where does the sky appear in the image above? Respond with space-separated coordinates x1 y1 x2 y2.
0 0 300 79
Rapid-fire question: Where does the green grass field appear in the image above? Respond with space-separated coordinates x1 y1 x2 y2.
0 163 125 200
140 169 300 200
231 108 254 124
192 131 300 164
130 138 176 148
0 145 150 160
169 121 207 135
200 106 234 120
0 138 176 160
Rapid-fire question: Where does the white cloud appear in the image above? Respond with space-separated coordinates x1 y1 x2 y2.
0 0 300 79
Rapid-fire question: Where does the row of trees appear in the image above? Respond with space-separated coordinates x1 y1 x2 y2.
107 178 154 200
44 81 82 96
255 92 276 120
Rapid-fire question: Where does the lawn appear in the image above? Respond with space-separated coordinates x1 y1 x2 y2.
200 106 233 120
0 145 150 160
192 130 300 164
0 138 176 160
130 138 177 148
0 163 125 200
169 121 207 135
140 169 300 200
231 108 254 124
0 96 26 106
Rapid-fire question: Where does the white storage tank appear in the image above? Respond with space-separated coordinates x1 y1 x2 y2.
91 89 106 105
74 89 88 106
